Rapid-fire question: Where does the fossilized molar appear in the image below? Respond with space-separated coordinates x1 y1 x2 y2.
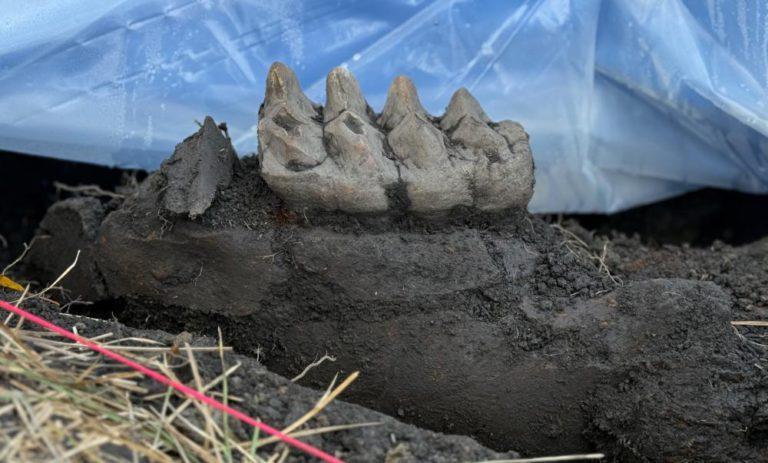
258 62 534 215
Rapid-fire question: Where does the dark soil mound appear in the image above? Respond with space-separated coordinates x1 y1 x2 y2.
0 289 513 462
3 119 763 461
25 145 768 461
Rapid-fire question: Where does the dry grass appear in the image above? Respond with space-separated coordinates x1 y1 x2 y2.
0 315 368 462
551 223 622 286
53 181 125 200
0 243 367 462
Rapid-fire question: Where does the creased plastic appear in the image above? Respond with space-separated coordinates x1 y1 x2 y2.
0 0 765 213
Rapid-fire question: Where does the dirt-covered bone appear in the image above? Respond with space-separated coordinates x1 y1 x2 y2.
158 116 239 219
27 148 768 460
23 65 768 461
258 62 534 215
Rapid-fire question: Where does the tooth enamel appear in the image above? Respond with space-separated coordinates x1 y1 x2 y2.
325 67 370 123
495 120 529 146
400 162 473 213
259 62 326 170
472 153 534 212
378 76 429 131
387 112 448 169
437 89 535 212
387 112 473 212
264 62 317 117
472 120 535 212
440 88 491 131
449 114 510 160
259 104 326 169
324 111 396 176
257 63 534 215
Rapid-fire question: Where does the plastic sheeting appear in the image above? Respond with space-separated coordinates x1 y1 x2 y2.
0 0 766 213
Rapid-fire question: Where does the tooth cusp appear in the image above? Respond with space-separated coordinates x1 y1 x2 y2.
325 67 370 123
378 76 430 131
440 87 491 131
265 62 317 118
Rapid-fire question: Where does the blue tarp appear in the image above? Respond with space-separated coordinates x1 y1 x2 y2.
0 0 766 212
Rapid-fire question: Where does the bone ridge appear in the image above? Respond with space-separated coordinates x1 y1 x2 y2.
258 62 534 215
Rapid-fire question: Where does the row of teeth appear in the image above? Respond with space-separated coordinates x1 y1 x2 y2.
257 62 534 215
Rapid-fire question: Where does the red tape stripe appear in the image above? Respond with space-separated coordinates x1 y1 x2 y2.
0 299 343 463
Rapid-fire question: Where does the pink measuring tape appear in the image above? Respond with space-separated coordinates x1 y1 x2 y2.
0 299 343 463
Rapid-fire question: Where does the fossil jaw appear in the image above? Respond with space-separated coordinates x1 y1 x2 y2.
257 62 534 215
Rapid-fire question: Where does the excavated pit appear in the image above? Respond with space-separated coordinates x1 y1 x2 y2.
11 63 768 461
24 150 768 461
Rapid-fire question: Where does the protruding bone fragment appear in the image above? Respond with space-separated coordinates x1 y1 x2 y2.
160 116 239 219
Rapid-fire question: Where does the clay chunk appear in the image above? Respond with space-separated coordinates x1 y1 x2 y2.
258 62 534 216
159 116 239 219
